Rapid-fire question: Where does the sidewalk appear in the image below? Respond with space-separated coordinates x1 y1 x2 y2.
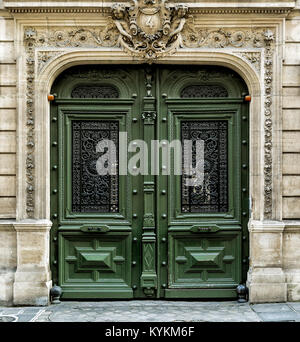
1 301 300 322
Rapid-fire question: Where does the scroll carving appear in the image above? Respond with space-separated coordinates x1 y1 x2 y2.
111 0 189 60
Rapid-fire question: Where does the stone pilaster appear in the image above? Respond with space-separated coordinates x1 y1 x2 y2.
283 223 300 301
13 220 52 306
247 220 287 303
0 222 16 306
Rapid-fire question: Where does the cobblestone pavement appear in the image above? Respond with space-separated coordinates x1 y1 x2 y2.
1 301 300 322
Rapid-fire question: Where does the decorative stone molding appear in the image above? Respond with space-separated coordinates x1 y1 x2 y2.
37 51 64 73
111 0 189 60
13 219 52 232
32 26 271 59
24 28 36 218
189 9 291 15
263 30 275 218
32 25 271 76
22 10 276 219
6 4 292 16
235 52 261 73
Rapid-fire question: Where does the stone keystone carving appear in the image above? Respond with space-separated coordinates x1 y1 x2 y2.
112 0 189 60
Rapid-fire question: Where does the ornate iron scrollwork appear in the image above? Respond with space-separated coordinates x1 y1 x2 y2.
180 85 228 98
72 120 119 213
181 120 228 213
71 85 119 98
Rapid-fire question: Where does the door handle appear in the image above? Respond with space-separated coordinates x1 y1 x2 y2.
80 225 110 233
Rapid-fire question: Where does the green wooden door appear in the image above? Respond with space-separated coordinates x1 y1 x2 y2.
50 65 249 299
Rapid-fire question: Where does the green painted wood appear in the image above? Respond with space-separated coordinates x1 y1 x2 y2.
51 66 141 299
140 68 158 297
50 65 249 300
59 231 132 298
168 231 241 288
156 65 249 299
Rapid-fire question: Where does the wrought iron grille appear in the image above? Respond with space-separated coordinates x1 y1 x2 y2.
180 85 228 98
72 120 119 213
71 85 119 98
181 120 228 213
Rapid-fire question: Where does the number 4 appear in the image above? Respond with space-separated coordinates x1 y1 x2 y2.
146 16 154 28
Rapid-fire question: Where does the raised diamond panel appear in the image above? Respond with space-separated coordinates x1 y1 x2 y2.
169 232 240 288
59 232 131 291
76 248 116 271
186 247 225 271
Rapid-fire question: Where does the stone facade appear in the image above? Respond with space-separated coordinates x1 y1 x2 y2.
0 0 300 305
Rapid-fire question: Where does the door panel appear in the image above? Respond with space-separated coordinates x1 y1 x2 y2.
157 66 249 298
51 65 249 299
60 109 131 222
50 66 141 299
59 232 132 298
168 231 241 287
162 108 244 296
57 108 134 298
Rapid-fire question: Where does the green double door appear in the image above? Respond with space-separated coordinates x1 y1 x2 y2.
50 65 249 299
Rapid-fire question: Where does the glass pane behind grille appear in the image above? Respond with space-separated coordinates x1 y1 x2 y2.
72 120 119 213
181 121 228 213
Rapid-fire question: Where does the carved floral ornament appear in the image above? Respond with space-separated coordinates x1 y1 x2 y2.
22 3 276 219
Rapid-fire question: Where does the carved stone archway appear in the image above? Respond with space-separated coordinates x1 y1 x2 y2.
22 19 280 221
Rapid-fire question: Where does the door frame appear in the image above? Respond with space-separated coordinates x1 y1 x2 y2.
49 63 250 299
154 66 249 298
28 49 271 302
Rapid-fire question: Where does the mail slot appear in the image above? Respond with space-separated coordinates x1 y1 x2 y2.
198 227 212 232
190 225 220 233
80 225 110 233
